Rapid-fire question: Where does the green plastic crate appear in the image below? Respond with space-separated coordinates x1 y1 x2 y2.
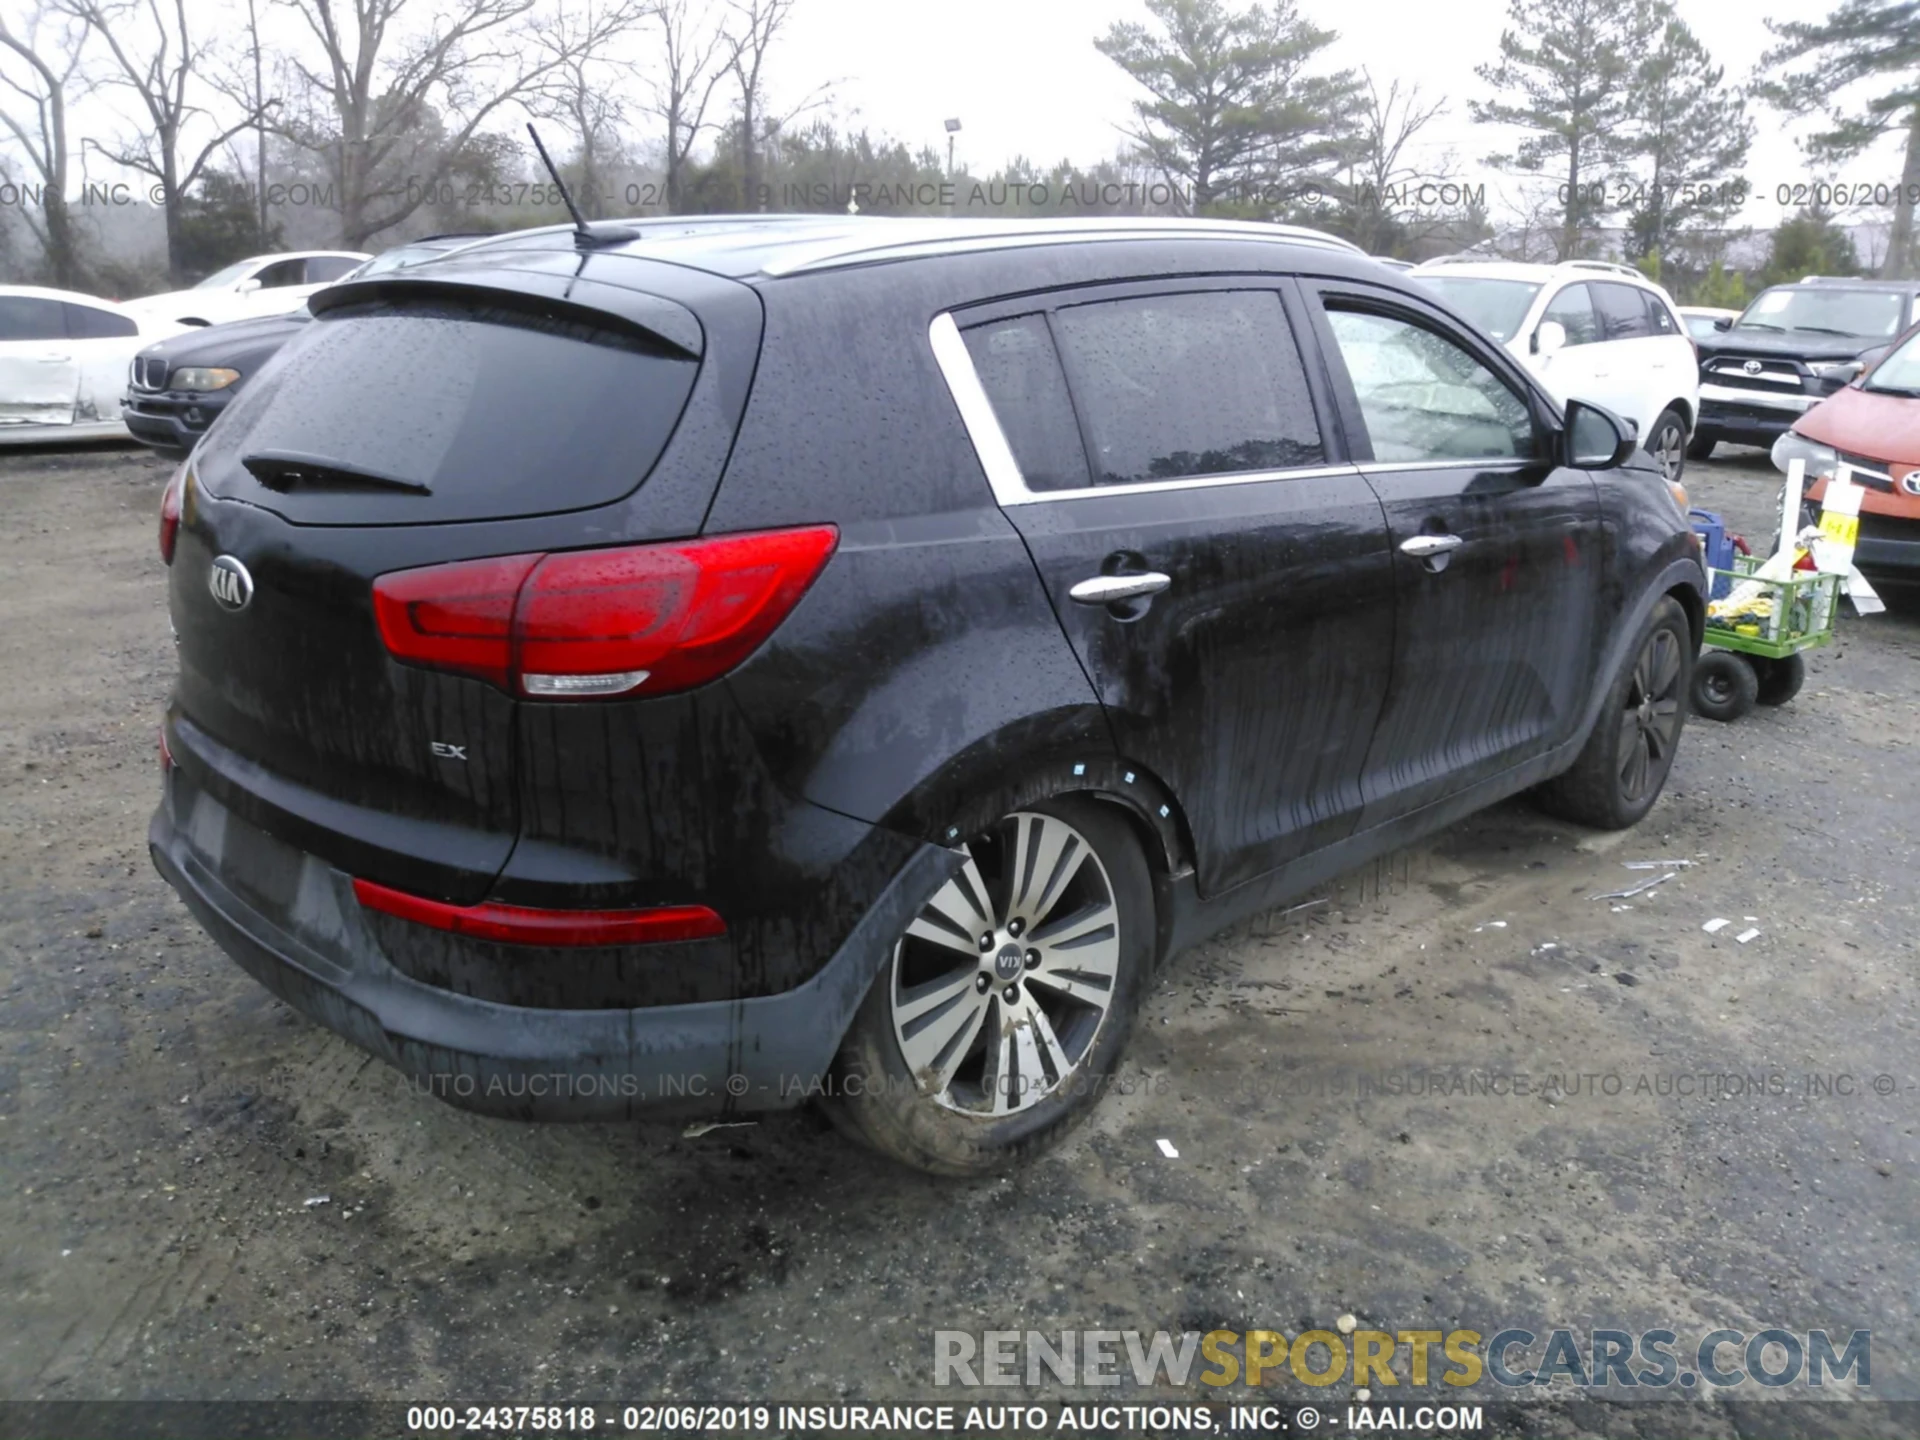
1701 555 1841 660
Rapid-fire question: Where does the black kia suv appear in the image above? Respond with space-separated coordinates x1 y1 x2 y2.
1691 275 1920 459
150 216 1705 1175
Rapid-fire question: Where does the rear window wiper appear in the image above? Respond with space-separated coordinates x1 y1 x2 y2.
241 450 431 494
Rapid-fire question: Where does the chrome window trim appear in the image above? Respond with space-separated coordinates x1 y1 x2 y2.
928 310 1356 507
928 310 1028 508
769 219 1363 277
1352 457 1536 475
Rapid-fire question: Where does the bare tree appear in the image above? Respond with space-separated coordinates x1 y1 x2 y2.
240 0 270 240
644 0 728 212
60 0 275 284
724 0 827 210
279 0 642 248
528 0 644 217
1331 74 1449 255
0 4 87 286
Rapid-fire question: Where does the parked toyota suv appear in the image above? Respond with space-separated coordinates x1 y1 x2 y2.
1411 257 1700 483
150 216 1704 1176
1691 276 1920 459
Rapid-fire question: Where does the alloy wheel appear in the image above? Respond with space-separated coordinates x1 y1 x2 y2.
1653 421 1685 482
1619 626 1683 801
889 811 1121 1116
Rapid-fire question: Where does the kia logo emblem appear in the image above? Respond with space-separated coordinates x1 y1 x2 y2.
208 555 254 612
1742 359 1763 374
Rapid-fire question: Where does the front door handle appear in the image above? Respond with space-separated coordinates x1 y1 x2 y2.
37 354 71 363
1069 572 1172 604
1399 534 1463 558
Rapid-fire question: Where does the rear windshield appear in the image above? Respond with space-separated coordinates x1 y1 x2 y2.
194 296 700 525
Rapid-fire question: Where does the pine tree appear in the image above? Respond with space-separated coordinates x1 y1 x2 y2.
1761 1 1920 279
1762 208 1862 288
1095 0 1364 217
1626 9 1754 272
1471 0 1662 259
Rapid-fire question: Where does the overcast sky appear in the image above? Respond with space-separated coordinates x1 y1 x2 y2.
763 0 1869 228
35 0 1902 237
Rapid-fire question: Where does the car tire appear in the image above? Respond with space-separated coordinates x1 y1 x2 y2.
1645 408 1689 484
1690 649 1759 722
1686 431 1717 462
1535 596 1692 829
830 796 1153 1176
1753 651 1806 706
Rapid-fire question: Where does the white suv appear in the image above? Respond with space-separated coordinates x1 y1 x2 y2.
123 250 371 329
1411 258 1700 481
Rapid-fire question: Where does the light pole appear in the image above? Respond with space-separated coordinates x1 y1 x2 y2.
944 117 962 180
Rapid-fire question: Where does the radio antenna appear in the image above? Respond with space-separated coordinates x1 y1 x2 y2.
526 123 636 247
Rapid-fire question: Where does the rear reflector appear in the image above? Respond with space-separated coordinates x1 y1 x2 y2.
351 877 726 947
371 526 837 699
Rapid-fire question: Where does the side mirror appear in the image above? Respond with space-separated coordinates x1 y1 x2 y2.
1564 399 1638 470
237 278 262 294
1712 316 1732 331
1533 320 1567 357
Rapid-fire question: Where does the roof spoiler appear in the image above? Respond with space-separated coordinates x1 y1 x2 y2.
308 268 702 358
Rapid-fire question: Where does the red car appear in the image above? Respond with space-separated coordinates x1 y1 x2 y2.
1772 319 1920 586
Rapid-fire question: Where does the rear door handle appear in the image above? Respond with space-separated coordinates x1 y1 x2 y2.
1399 535 1463 557
1069 572 1172 604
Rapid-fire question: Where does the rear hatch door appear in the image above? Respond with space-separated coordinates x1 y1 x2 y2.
167 255 759 903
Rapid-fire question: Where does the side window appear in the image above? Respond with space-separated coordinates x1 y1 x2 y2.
254 259 306 289
1325 308 1534 463
0 296 71 341
62 302 137 339
961 314 1091 493
1541 284 1600 347
1047 290 1322 485
305 256 360 283
1593 283 1652 340
1641 291 1678 336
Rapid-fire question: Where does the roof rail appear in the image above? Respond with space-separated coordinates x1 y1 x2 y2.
1416 253 1501 266
1559 259 1642 278
1798 274 1918 287
757 216 1367 276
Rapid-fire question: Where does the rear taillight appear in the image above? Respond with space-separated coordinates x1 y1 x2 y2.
372 554 539 691
371 526 838 699
351 878 725 946
159 463 187 564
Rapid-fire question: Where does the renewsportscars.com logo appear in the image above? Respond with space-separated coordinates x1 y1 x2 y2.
934 1327 1871 1390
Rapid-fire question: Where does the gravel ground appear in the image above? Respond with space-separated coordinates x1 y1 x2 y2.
1 441 1915 1437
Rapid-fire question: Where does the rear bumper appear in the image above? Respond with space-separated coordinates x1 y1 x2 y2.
150 785 958 1121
